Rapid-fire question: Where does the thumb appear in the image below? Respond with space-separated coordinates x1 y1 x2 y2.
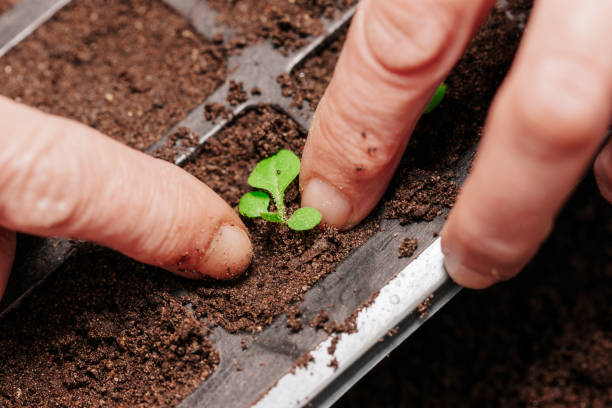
0 97 252 280
300 0 493 228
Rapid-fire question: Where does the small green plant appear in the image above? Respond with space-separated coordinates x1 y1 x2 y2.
424 83 446 114
239 149 322 231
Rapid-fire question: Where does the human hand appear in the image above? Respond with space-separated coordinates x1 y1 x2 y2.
300 0 612 288
0 96 252 300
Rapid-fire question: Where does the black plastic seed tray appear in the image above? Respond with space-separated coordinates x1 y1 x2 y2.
0 1 469 406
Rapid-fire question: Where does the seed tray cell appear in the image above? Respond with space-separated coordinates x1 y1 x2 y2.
0 0 474 406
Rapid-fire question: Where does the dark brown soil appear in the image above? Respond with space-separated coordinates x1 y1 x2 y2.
3 0 607 407
0 0 227 150
226 80 247 106
398 237 418 258
207 0 356 53
277 28 347 110
182 106 379 332
0 247 219 407
0 0 17 14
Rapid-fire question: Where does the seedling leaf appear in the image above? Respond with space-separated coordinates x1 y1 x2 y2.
287 207 322 231
261 212 284 223
239 149 321 231
247 149 300 197
239 191 270 218
424 83 446 114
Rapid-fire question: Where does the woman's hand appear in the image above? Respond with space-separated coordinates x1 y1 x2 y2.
300 0 612 288
0 96 253 300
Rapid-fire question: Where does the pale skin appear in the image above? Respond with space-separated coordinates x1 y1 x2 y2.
1 0 611 301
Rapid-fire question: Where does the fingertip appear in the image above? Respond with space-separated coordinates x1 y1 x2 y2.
167 224 253 280
202 224 253 280
301 177 353 229
441 224 507 290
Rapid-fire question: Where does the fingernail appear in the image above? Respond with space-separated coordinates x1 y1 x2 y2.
443 257 497 289
302 178 352 228
441 231 497 289
202 225 252 279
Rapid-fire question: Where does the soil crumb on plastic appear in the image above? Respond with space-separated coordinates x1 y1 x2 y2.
227 80 247 106
204 102 231 123
0 0 227 150
417 294 434 319
398 237 418 258
328 358 339 371
292 352 315 373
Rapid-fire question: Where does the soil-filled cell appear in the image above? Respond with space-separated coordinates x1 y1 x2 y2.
0 247 219 407
0 0 227 150
206 0 356 54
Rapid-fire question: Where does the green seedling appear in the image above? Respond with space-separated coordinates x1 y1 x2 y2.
424 83 446 114
239 149 322 231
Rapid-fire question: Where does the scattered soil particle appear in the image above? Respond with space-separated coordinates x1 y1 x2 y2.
277 28 347 110
251 86 262 96
286 305 304 333
398 237 418 258
327 335 340 356
387 327 399 337
227 80 247 106
207 0 356 54
310 310 330 329
0 0 18 14
183 106 379 333
328 358 339 371
292 352 315 373
204 102 231 123
0 0 227 150
0 247 219 408
324 319 357 335
241 339 249 350
417 294 434 319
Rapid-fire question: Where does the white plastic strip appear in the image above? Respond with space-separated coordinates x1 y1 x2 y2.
255 238 449 408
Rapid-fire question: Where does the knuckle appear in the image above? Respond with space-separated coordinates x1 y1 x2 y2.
511 54 610 155
362 0 454 75
1 121 82 231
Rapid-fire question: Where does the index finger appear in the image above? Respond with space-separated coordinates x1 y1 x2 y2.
300 0 494 228
0 98 252 280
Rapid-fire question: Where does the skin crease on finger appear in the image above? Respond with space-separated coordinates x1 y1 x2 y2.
300 0 494 228
0 97 253 282
442 0 612 288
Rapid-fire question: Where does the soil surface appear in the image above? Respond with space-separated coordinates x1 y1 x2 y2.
0 247 219 407
2 0 608 407
182 106 380 332
0 0 227 150
277 29 347 110
207 0 356 53
0 0 17 14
